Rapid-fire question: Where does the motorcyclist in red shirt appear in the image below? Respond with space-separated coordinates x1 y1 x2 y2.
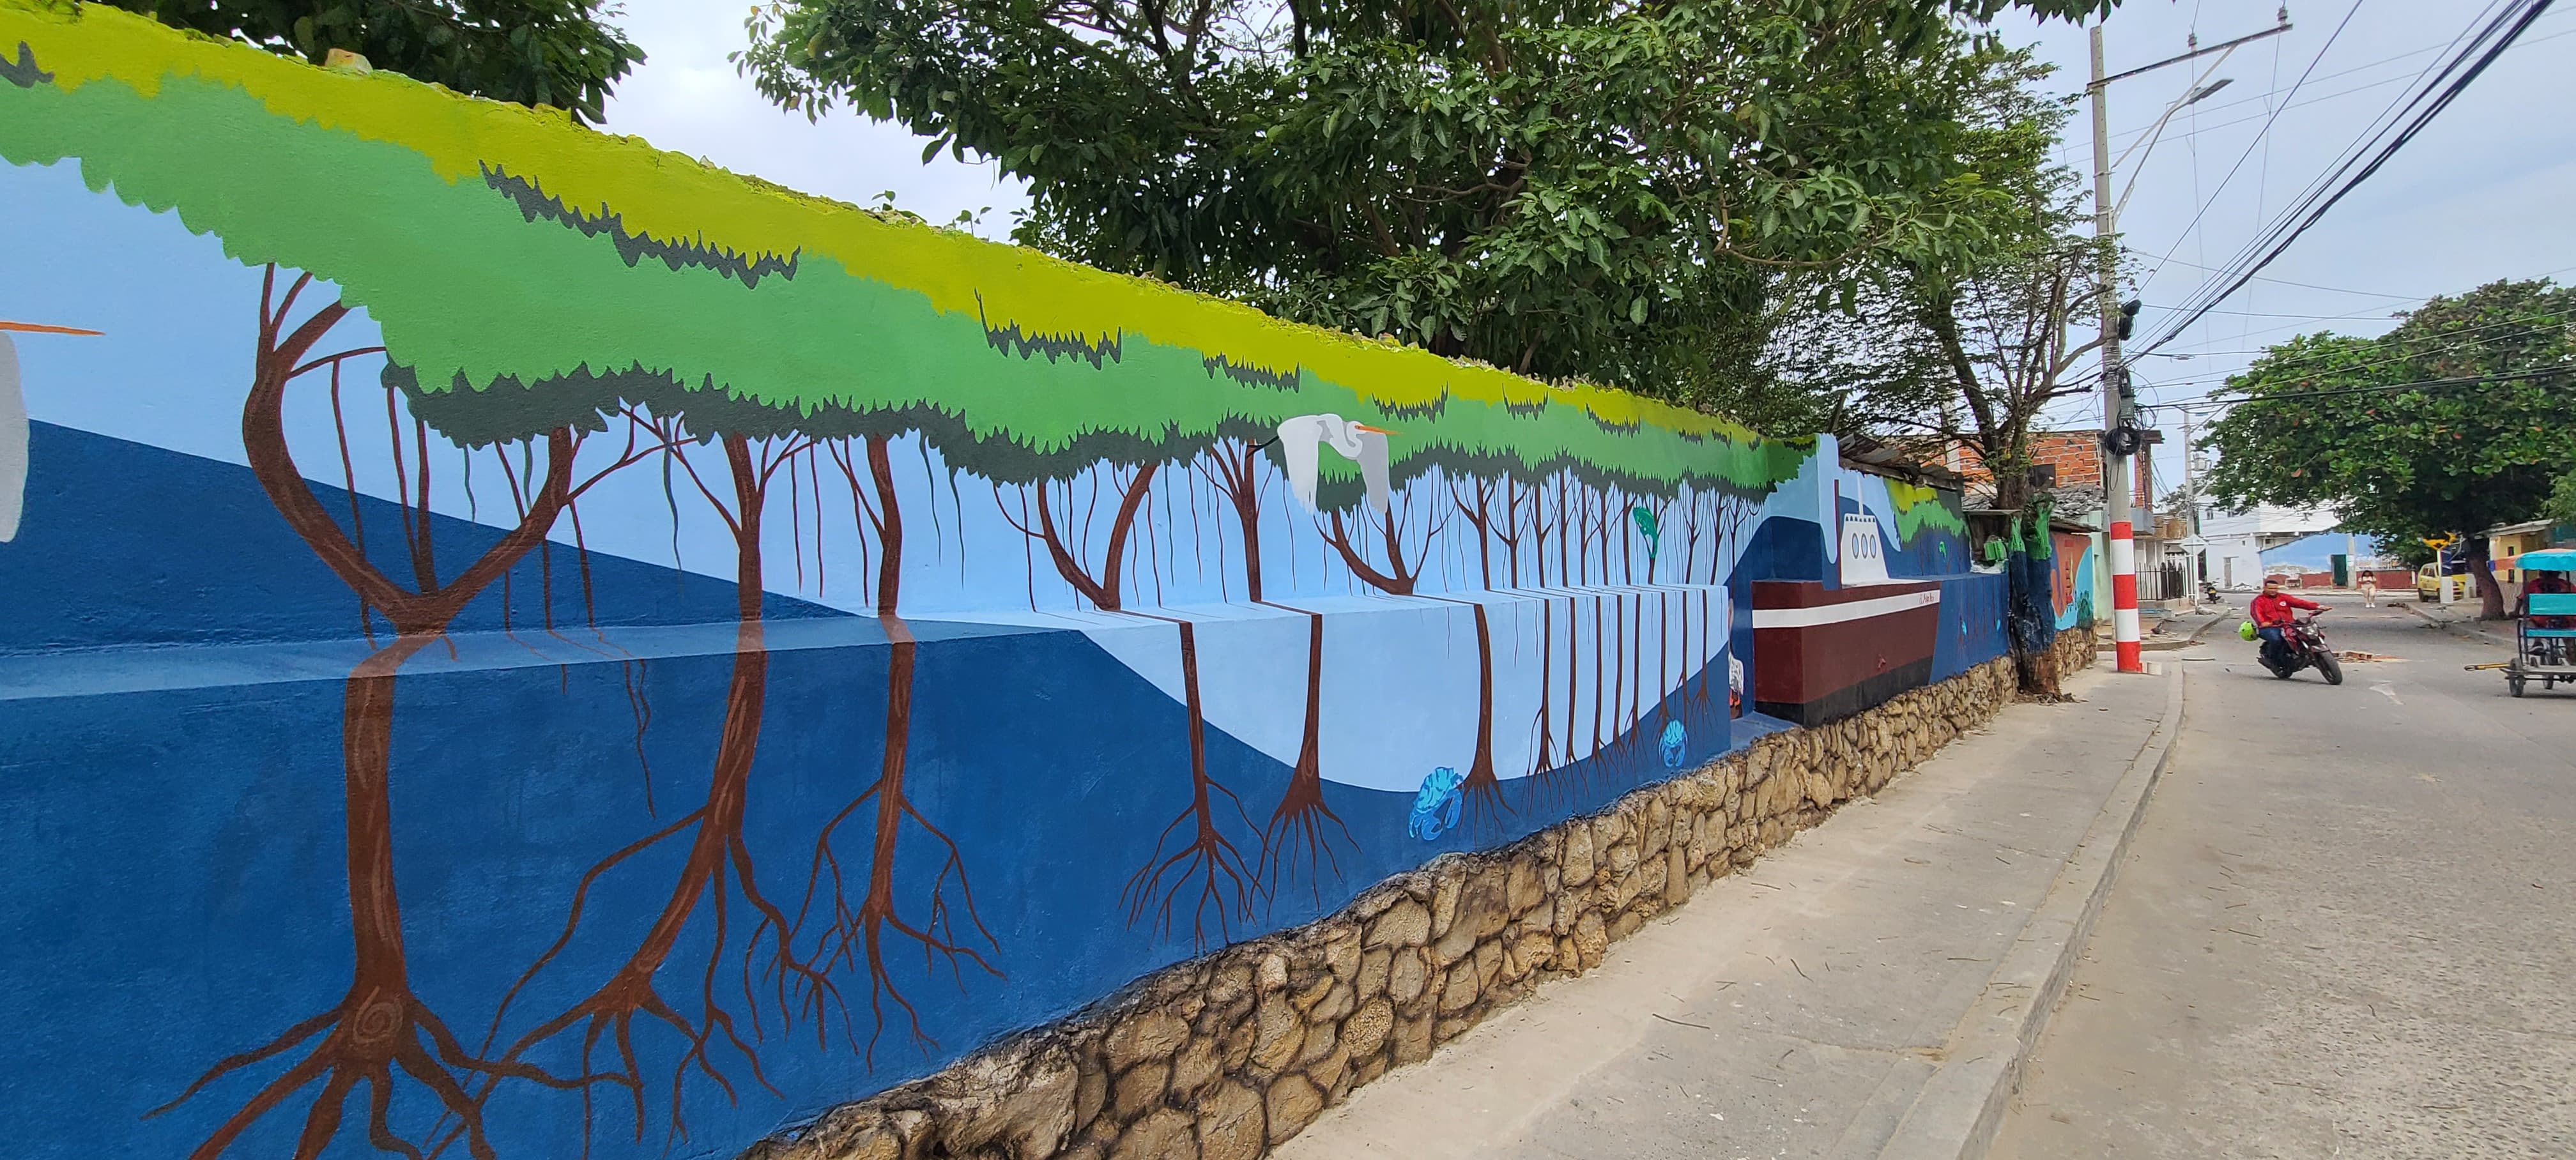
2250 577 2324 669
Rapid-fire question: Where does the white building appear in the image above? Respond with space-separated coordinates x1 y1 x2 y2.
2195 503 2343 590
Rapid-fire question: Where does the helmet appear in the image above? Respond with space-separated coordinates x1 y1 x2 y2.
2238 621 2258 641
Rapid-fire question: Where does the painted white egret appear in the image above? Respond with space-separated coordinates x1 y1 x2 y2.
0 320 104 543
1275 413 1397 514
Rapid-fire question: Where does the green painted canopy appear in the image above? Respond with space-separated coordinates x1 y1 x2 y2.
0 0 1809 497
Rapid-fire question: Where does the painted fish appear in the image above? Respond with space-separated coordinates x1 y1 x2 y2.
1407 766 1464 841
1659 719 1687 770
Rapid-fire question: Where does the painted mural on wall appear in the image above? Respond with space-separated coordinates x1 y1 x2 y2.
0 6 2005 1158
2051 530 2099 631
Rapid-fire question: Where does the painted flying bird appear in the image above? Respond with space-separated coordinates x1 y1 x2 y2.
1275 413 1397 514
0 320 104 544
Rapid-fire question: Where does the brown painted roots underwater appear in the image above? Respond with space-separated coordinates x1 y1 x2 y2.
153 270 603 1159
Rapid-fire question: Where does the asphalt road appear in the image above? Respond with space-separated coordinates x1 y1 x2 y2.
1991 595 2576 1158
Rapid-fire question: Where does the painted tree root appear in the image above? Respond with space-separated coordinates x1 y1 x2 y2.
742 629 2095 1160
148 271 602 1160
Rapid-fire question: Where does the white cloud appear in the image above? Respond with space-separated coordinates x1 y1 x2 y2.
598 0 1030 232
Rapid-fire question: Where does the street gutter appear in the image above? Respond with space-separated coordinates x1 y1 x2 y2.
2401 600 2516 648
1873 660 2187 1160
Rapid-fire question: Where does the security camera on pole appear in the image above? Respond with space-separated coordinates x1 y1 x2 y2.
2086 11 2291 674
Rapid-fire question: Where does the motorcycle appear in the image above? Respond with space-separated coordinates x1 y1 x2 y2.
2257 611 2343 685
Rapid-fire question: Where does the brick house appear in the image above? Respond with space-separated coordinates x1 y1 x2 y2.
1929 431 2152 515
1913 431 2182 604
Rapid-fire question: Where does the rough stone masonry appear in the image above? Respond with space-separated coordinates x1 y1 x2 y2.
746 627 2099 1160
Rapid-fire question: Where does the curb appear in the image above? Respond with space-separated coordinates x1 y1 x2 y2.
1871 660 2187 1160
2400 600 2515 646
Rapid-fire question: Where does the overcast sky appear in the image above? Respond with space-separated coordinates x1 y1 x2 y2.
2000 1 2576 501
597 1 2576 504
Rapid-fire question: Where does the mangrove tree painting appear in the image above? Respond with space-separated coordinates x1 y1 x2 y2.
0 6 2005 1159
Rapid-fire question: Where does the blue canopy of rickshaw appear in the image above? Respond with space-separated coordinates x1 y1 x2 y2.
2518 548 2576 572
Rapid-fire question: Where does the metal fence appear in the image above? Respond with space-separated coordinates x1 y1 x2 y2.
2136 561 2189 602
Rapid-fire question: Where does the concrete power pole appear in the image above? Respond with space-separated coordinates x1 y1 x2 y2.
2089 26 2143 674
2181 408 2199 595
2086 14 2290 673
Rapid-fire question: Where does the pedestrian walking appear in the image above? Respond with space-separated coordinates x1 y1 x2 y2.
2358 570 2378 607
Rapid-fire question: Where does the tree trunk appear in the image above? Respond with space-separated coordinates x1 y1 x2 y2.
784 433 1000 1066
1460 602 1502 804
1988 461 2062 697
2469 539 2508 620
338 634 434 1000
164 271 586 1160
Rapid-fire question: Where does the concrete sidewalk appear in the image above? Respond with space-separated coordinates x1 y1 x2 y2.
1272 662 2181 1160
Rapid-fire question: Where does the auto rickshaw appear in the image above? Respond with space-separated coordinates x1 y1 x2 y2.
2506 547 2576 698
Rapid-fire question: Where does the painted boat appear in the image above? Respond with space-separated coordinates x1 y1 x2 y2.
1750 577 1942 726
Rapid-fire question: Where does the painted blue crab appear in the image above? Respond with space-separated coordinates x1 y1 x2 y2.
1407 766 1464 841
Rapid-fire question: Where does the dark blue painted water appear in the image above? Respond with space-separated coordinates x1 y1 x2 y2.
0 425 1758 1159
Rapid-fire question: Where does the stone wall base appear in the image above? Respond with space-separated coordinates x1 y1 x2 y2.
2052 620 2099 678
749 632 2094 1160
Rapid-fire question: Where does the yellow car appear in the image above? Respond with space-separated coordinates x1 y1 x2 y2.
2416 564 2473 602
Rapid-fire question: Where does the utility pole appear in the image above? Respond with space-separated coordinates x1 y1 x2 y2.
2181 408 2200 595
2087 12 2290 674
2089 24 2143 673
2179 411 2198 537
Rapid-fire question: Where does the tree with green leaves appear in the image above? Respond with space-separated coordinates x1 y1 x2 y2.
1785 45 2101 510
1766 45 2100 692
738 0 2111 406
2202 279 2576 619
112 0 643 123
2545 466 2576 526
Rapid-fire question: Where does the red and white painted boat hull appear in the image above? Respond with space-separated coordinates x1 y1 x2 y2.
1751 579 1942 726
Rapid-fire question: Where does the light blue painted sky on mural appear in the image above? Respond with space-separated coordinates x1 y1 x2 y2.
0 156 1775 795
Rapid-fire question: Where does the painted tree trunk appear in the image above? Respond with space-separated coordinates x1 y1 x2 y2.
159 271 584 1160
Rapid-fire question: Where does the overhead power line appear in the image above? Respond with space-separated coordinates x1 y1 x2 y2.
2131 0 2368 301
2103 309 2573 396
2154 361 2574 412
2145 323 2563 362
2129 0 2561 362
2068 21 2576 161
2146 303 2401 319
2169 311 2564 358
2121 250 2422 300
2140 261 2576 362
2055 304 2570 399
2140 323 2573 393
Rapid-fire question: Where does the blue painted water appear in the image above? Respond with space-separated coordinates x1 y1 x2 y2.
0 424 1758 1159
